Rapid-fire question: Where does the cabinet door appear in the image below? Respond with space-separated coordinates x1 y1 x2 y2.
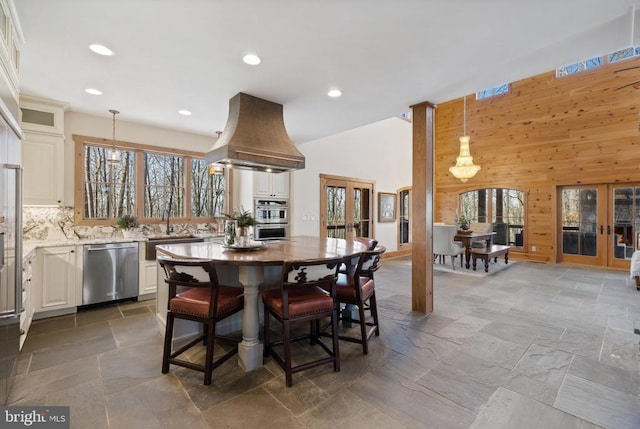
271 172 289 198
253 172 272 197
35 246 76 312
22 132 64 205
253 171 289 198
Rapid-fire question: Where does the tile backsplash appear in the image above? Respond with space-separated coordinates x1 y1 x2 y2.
23 206 217 241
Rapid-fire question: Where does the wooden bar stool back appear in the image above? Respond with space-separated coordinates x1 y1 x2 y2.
333 246 385 354
159 258 244 385
262 256 343 387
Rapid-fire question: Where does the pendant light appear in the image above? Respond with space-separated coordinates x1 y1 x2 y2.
449 96 481 182
208 131 224 174
107 109 121 164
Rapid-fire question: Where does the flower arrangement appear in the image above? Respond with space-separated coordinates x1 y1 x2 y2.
116 214 139 230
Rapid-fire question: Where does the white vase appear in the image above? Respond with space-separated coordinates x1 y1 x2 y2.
235 226 251 247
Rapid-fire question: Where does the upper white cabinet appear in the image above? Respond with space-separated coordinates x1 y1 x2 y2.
0 0 24 116
20 95 68 205
254 171 289 198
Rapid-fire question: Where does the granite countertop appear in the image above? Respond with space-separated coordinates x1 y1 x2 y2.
22 233 224 260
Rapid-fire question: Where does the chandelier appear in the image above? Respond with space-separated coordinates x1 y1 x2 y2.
449 96 480 182
107 109 121 163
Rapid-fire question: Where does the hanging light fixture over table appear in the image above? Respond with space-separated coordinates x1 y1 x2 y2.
107 109 121 164
449 96 480 182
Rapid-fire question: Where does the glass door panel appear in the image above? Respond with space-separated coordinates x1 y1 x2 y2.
398 187 412 249
352 186 372 239
559 186 605 266
608 184 640 268
321 176 373 241
325 184 346 239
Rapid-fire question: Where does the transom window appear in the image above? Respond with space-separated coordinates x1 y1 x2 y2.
74 135 226 226
556 56 603 77
476 83 510 100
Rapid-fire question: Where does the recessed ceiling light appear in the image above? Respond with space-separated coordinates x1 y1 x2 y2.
242 54 261 65
328 89 342 98
89 44 114 56
178 109 192 116
84 88 102 95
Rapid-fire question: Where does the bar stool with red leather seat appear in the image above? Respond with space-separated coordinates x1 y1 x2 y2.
332 246 385 355
262 256 343 387
159 258 244 385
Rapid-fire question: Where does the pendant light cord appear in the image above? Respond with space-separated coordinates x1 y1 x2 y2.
463 96 467 136
109 109 119 151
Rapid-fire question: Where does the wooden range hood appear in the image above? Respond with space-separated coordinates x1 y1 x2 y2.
204 92 305 173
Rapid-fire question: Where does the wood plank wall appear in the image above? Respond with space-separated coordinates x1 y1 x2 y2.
434 55 640 263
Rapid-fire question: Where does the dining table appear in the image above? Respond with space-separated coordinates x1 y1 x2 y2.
454 231 496 269
155 236 367 372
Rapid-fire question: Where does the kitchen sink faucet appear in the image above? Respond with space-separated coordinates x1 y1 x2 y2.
162 209 173 235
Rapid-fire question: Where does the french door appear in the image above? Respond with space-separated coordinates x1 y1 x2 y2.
558 184 640 268
320 175 373 240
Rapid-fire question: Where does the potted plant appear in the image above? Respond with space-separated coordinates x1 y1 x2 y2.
117 214 140 238
224 207 258 246
456 215 470 232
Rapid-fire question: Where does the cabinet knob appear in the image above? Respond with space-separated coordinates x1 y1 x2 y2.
70 250 75 253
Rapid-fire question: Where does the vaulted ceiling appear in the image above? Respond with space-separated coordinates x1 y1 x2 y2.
14 0 640 143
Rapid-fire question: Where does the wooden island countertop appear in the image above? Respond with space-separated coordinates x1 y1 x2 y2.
155 235 367 265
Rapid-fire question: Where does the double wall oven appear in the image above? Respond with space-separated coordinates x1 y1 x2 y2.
254 198 288 240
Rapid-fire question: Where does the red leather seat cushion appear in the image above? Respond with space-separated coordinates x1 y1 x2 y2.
335 273 375 301
263 286 334 318
170 285 244 318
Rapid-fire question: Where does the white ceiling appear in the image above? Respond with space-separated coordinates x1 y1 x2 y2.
13 0 640 144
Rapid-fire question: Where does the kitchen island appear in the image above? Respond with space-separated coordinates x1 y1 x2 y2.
155 236 367 371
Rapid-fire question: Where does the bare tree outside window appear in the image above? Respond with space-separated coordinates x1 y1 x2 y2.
144 153 184 218
83 146 135 219
459 188 525 247
77 136 227 226
326 186 346 238
191 159 225 217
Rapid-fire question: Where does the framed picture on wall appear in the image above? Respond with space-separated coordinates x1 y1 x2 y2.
378 192 396 222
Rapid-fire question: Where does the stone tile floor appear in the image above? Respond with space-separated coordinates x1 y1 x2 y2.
8 256 640 428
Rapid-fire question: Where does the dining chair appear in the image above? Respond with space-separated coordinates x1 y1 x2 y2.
159 258 244 385
433 224 464 269
262 256 343 387
330 246 386 355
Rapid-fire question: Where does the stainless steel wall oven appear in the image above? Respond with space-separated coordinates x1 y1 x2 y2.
254 199 288 240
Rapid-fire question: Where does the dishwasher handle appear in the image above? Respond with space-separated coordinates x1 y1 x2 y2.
86 244 137 251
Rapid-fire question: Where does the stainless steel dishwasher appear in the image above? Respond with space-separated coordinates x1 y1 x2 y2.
83 242 139 305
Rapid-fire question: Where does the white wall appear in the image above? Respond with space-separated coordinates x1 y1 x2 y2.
291 117 412 252
63 111 214 206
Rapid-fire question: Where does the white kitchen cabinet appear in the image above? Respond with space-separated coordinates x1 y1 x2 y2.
22 131 64 205
34 245 80 315
254 171 289 198
138 242 157 298
20 95 68 206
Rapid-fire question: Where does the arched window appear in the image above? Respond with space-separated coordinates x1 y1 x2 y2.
459 188 525 248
